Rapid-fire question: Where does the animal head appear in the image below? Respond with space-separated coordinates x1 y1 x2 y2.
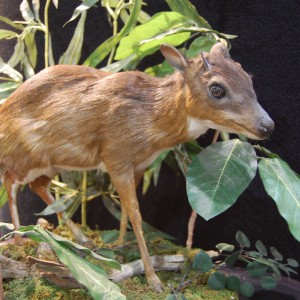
160 43 274 140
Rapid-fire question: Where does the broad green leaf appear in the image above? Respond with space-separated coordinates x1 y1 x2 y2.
255 240 267 256
192 250 213 272
115 12 191 60
165 0 211 29
187 139 257 220
20 0 35 22
0 29 18 40
261 275 278 290
207 271 226 290
65 0 99 25
84 0 142 67
226 275 241 291
240 282 254 297
258 158 300 241
35 227 125 299
247 261 268 278
236 230 250 248
59 11 87 65
216 243 234 252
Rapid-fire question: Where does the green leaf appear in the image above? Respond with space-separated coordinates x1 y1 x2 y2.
270 246 283 261
34 227 125 299
84 0 142 67
20 0 35 22
187 139 257 220
24 30 38 68
258 158 300 241
225 250 241 267
8 39 25 68
186 35 217 58
255 240 267 256
247 261 268 278
240 282 254 297
287 258 299 268
192 251 213 272
261 275 278 290
226 275 241 291
0 16 24 30
115 12 192 60
236 230 250 248
0 29 18 40
207 271 226 290
0 81 20 104
216 243 234 252
101 230 120 244
165 0 212 29
32 0 40 21
0 58 23 82
65 0 99 25
59 11 87 65
0 185 8 207
41 229 121 270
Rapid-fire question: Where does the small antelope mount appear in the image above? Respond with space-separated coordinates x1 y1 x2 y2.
0 42 274 291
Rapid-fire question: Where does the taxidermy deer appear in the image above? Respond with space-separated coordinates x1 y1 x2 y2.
0 42 274 291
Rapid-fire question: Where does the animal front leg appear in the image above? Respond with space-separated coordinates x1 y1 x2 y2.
112 173 163 292
29 176 93 247
117 170 144 246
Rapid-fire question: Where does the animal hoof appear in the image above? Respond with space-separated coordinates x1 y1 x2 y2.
148 275 164 292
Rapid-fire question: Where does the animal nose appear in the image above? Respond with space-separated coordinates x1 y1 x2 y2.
258 118 274 138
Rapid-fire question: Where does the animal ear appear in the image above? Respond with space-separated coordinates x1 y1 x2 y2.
160 44 188 71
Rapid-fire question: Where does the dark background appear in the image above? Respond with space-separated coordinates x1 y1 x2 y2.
0 0 300 277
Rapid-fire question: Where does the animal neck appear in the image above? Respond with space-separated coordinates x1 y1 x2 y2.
151 72 208 148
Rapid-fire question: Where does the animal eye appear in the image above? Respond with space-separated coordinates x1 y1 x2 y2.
210 84 225 99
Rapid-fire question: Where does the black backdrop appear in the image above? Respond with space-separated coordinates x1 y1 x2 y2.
0 0 300 276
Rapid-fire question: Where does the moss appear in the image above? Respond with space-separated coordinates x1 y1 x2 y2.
3 277 92 300
1 227 237 300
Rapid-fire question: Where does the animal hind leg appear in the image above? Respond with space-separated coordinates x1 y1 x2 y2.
29 175 93 247
3 173 22 245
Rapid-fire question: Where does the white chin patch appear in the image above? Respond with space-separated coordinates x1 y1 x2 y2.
187 117 260 140
187 117 210 139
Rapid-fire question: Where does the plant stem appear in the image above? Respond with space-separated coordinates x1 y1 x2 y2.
81 171 88 228
44 0 51 68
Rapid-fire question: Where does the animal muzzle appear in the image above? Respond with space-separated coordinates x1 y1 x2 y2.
256 115 274 139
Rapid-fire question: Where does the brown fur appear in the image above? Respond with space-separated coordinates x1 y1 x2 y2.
0 43 274 290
